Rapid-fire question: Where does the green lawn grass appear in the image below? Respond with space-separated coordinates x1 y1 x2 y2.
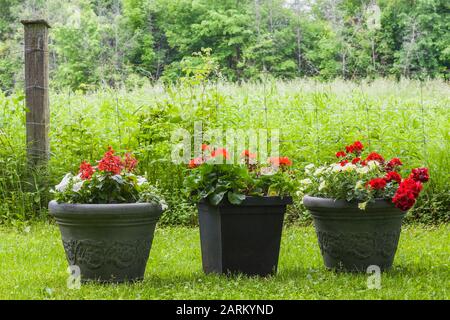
0 223 448 299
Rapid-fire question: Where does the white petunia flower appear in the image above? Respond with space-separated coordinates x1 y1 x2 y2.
358 201 368 210
300 178 312 185
355 180 365 190
137 176 148 186
304 164 315 174
160 200 168 211
314 167 326 176
319 181 327 191
55 173 73 192
342 163 356 172
367 160 379 169
261 166 277 176
357 166 369 174
72 181 84 192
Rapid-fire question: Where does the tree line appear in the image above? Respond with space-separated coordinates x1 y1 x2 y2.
0 0 448 91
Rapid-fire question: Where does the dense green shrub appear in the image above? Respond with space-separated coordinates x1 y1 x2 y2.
2 0 449 90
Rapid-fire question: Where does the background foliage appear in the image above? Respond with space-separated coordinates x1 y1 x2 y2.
0 0 449 91
0 0 448 226
0 77 448 225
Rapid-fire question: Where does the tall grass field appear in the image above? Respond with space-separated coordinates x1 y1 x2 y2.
0 79 448 226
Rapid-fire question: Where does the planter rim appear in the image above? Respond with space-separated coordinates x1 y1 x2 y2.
200 195 293 207
49 200 162 216
303 195 405 218
303 195 396 208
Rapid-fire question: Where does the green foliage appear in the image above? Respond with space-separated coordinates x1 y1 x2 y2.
184 163 251 206
0 79 448 225
384 0 450 79
183 147 295 206
54 172 135 204
1 0 449 90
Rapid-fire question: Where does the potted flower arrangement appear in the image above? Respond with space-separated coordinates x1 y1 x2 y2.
49 147 167 283
184 145 294 276
299 141 429 272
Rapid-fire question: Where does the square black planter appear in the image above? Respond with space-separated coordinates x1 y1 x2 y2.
198 196 292 277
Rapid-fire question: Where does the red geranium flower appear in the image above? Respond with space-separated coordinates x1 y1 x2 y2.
392 190 416 211
210 148 230 159
79 161 95 180
392 178 424 211
269 156 292 167
336 151 346 158
398 178 423 197
124 153 138 172
365 152 385 163
368 178 387 190
241 150 256 159
345 141 364 155
353 141 364 150
386 158 402 171
352 157 361 164
340 160 349 166
188 157 204 169
410 167 429 183
384 171 402 184
98 146 124 175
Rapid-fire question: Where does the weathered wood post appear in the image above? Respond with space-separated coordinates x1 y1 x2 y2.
21 19 51 166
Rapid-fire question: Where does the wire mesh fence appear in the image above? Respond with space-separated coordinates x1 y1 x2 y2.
1 56 449 171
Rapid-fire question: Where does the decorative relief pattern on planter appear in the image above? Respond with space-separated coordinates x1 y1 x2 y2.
62 239 151 270
316 230 400 259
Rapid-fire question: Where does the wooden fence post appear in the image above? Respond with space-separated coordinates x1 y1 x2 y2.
21 19 51 166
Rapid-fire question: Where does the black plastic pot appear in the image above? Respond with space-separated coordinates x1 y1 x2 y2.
303 195 406 272
198 196 292 277
49 200 162 283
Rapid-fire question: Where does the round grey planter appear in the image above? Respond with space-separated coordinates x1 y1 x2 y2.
303 195 406 272
49 200 162 283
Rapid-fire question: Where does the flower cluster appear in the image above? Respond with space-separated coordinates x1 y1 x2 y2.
336 141 364 158
386 158 402 171
124 153 139 172
79 161 95 180
97 146 126 175
368 178 386 190
268 156 292 168
345 141 364 155
52 147 167 208
188 146 292 171
184 145 294 205
299 141 429 211
392 168 428 211
188 145 229 169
